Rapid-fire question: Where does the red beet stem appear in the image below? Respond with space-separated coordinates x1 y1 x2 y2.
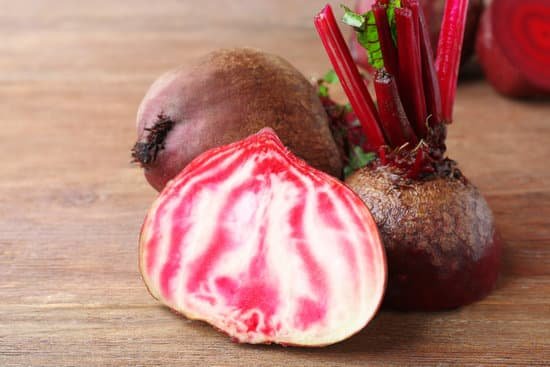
407 148 425 179
412 0 443 126
372 4 399 79
374 70 418 148
315 5 387 150
436 0 469 123
378 145 388 165
402 0 421 46
395 7 428 138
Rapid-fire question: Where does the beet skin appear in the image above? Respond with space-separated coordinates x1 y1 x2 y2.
134 48 343 191
346 165 502 310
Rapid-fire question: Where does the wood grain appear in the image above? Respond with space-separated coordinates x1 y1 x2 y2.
1 1 549 366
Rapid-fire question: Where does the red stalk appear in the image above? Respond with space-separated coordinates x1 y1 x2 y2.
395 7 428 138
315 5 387 150
372 4 399 78
402 0 421 47
407 148 426 179
405 0 443 126
436 0 469 122
378 146 388 165
374 70 418 148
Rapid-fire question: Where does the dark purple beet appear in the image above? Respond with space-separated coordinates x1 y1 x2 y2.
346 164 502 310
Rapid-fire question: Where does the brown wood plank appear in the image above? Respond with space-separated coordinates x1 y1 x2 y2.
1 1 549 366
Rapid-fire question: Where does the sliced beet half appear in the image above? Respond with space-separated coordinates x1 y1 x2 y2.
139 128 386 346
490 0 550 92
477 0 550 97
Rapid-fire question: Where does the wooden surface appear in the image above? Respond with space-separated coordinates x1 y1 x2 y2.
1 1 549 366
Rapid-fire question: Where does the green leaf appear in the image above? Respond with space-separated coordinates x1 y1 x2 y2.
351 145 377 167
341 6 383 70
318 69 339 97
341 1 401 70
343 166 354 178
318 84 329 97
387 0 401 43
341 5 367 30
344 145 376 177
323 69 339 84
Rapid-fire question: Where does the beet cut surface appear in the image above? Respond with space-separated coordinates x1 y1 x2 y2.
476 0 550 97
139 129 386 346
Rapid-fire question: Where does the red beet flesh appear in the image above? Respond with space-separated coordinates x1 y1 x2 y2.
133 48 342 191
139 129 386 345
476 0 550 98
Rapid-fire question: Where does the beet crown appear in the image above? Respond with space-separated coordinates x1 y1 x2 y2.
315 0 469 178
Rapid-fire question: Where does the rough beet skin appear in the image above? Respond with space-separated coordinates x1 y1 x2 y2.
346 165 502 310
139 129 386 346
133 48 343 191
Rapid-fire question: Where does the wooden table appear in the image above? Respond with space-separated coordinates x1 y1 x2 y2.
1 1 549 365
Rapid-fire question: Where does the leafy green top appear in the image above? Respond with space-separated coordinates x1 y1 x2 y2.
317 70 375 176
344 146 376 178
318 69 339 97
341 1 401 70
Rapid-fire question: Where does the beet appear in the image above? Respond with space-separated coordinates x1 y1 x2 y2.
316 1 502 310
139 129 386 346
476 0 550 98
349 0 483 70
346 165 501 310
132 48 342 191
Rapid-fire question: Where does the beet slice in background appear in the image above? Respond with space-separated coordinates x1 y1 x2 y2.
476 0 550 97
139 129 386 346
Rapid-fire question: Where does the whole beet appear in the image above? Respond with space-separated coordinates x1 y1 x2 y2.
346 165 502 310
133 48 342 191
